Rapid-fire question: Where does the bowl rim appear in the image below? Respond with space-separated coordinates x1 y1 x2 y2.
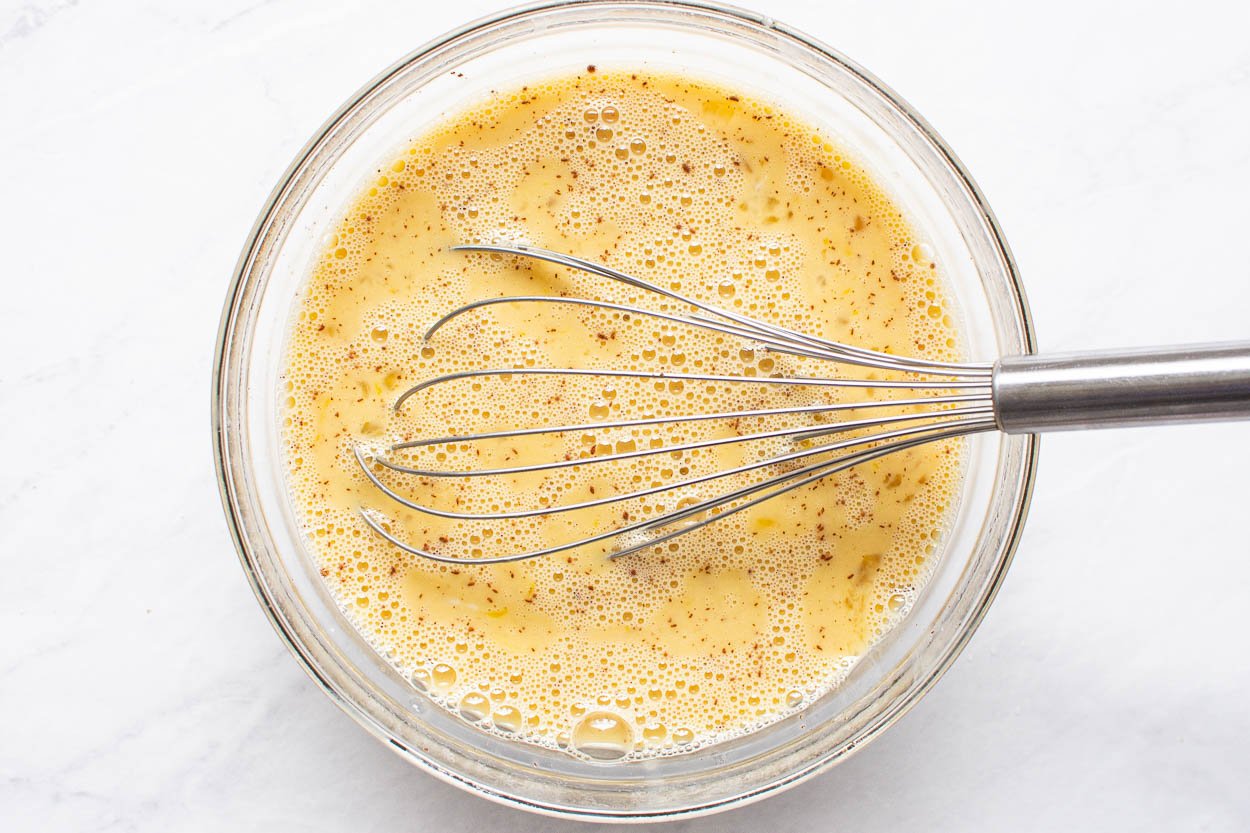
212 0 1040 821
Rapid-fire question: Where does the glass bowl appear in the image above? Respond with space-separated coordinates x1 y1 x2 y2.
213 0 1038 821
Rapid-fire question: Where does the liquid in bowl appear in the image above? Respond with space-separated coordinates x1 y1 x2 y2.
281 68 970 759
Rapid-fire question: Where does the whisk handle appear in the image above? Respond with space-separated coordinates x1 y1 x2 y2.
992 341 1250 433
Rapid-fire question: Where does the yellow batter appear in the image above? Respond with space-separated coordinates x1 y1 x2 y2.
282 69 965 759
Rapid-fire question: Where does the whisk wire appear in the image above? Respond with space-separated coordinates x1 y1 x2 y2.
358 407 990 522
449 244 994 377
394 366 989 411
391 393 992 451
358 243 996 564
375 405 992 479
359 416 996 565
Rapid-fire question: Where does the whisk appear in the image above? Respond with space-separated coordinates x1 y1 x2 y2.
355 244 1250 564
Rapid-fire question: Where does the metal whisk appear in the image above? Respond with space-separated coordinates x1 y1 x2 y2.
355 244 1250 564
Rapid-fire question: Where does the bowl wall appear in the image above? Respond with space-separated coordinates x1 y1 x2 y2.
214 0 1038 820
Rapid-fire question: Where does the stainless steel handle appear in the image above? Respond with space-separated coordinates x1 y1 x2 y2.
992 341 1250 433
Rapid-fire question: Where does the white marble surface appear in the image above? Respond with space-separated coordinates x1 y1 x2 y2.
2 0 1249 829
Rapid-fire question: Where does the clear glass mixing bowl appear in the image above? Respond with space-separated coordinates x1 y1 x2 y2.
213 0 1038 821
